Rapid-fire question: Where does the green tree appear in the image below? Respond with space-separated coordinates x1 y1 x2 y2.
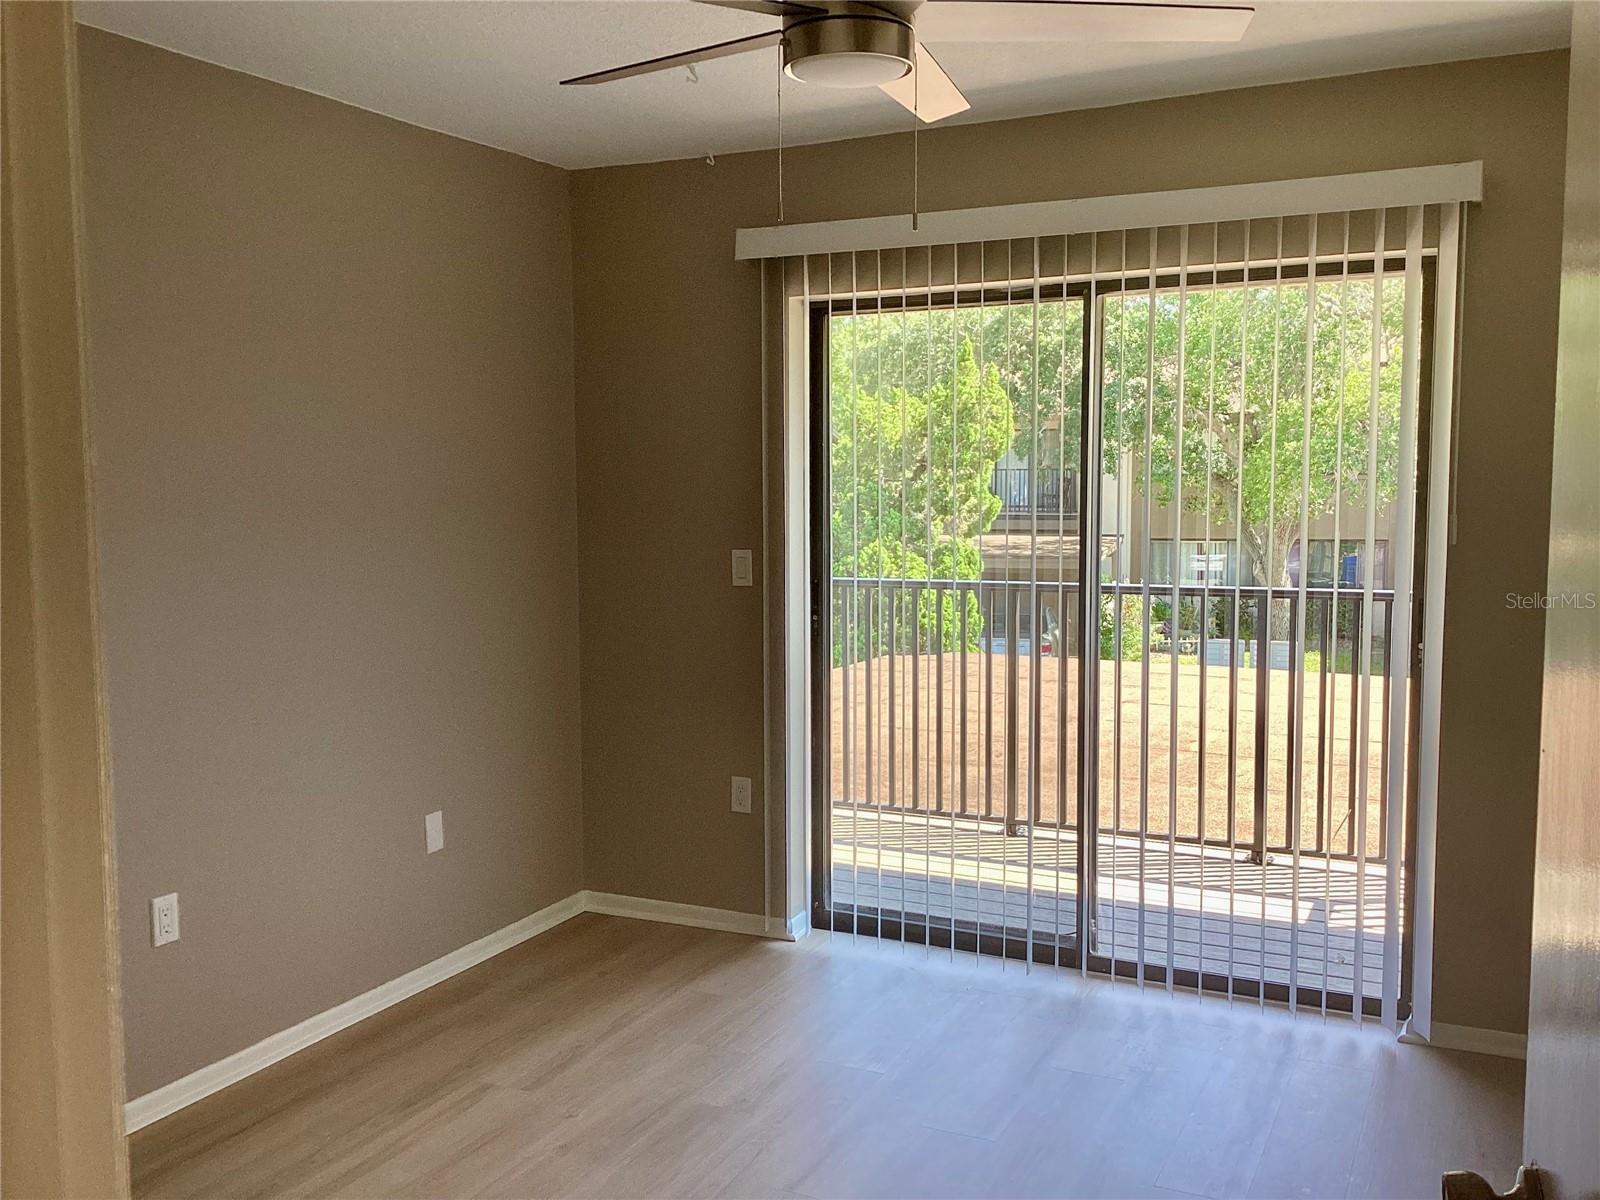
1100 594 1146 662
1100 276 1405 591
828 295 1085 466
830 325 1011 663
826 272 1405 662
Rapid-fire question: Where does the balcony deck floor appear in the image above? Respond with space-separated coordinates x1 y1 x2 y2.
829 805 1393 1003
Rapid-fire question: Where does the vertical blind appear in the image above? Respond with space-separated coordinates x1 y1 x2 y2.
773 203 1464 1026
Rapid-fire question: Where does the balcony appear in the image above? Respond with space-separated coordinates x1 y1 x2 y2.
824 575 1400 1008
991 466 1077 518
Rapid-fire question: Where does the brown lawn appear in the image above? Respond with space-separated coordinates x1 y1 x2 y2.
829 652 1400 857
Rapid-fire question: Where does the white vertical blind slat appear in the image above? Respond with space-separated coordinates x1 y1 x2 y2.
1167 224 1189 994
1381 207 1426 1026
849 251 861 944
1324 212 1352 1015
906 250 916 949
1139 225 1156 989
1288 213 1319 1014
1411 202 1462 1037
1027 236 1042 972
1199 222 1220 1000
951 241 964 962
1083 232 1099 981
1228 220 1252 1004
1352 206 1387 1022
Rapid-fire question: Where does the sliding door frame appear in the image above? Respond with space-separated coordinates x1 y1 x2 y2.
807 251 1432 1019
807 277 1097 966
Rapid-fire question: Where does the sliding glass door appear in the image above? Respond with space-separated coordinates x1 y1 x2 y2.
812 217 1427 1019
1088 235 1414 1015
814 244 1091 965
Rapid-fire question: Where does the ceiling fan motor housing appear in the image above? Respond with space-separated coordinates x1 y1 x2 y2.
782 8 914 88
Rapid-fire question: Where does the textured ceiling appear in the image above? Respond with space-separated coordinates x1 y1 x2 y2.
76 0 1572 169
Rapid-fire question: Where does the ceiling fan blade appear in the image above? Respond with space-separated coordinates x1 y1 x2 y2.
693 0 825 14
879 43 971 124
914 1 1254 44
560 29 782 86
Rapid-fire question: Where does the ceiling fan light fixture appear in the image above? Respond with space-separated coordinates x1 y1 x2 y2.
785 50 910 87
781 12 914 89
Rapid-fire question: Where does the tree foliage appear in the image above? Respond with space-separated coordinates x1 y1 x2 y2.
1100 276 1405 588
830 324 1011 661
827 272 1407 662
828 294 1085 467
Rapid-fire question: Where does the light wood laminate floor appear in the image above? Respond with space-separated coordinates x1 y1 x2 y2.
131 914 1523 1200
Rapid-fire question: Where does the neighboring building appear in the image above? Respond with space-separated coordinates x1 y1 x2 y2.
977 442 1396 655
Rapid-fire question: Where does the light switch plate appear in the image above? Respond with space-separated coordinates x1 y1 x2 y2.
425 810 444 854
731 776 753 814
151 893 180 947
731 549 753 587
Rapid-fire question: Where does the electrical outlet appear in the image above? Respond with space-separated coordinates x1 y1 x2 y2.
425 810 444 854
731 776 752 814
731 549 753 587
151 893 180 947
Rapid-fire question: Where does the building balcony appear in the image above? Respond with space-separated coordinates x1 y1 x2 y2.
991 466 1078 518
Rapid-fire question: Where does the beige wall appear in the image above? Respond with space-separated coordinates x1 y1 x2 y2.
75 28 582 1098
572 51 1569 1034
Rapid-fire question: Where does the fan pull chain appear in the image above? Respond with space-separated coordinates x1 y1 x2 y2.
776 42 785 224
911 61 919 231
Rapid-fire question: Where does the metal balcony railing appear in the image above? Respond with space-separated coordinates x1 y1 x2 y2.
826 576 1396 864
990 467 1078 516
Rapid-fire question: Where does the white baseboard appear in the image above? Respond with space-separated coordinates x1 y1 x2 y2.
123 889 790 1133
758 911 810 941
1419 1021 1528 1060
123 891 587 1133
582 890 778 939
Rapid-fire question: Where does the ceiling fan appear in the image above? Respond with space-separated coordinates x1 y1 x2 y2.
559 0 1256 124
